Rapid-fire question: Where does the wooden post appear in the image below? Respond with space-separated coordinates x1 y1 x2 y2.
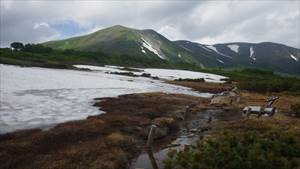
146 125 156 147
146 124 159 169
246 108 251 117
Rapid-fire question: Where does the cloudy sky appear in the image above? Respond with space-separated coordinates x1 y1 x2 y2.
1 0 299 48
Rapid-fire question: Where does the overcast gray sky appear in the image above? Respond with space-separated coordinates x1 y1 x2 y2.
1 0 299 48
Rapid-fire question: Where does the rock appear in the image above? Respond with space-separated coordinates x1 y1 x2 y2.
210 86 240 105
151 76 159 80
190 128 198 133
187 133 195 137
141 73 151 77
153 117 175 127
210 95 233 105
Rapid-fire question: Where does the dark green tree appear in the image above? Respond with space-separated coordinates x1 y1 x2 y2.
10 42 24 51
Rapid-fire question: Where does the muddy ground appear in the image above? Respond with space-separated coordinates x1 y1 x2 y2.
0 80 299 169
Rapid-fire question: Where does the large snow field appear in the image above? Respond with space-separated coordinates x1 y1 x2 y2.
0 64 212 133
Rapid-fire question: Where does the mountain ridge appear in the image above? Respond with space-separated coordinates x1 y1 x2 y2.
43 25 300 75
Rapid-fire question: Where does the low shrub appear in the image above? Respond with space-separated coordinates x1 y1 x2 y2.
175 78 205 82
110 71 138 77
164 131 300 169
291 103 300 118
218 68 300 93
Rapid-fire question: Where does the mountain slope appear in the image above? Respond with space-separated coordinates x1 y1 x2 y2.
43 25 300 75
175 41 300 75
44 25 199 66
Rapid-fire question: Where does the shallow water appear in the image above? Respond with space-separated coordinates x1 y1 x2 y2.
130 109 240 169
0 64 212 133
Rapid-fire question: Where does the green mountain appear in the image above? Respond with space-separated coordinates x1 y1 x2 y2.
43 25 300 75
44 25 199 66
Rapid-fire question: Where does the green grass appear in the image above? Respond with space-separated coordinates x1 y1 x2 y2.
0 47 201 70
205 68 300 93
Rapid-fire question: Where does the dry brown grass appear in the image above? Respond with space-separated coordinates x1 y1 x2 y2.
238 91 300 112
167 80 300 113
153 117 176 127
96 92 209 118
0 92 208 169
107 132 131 144
166 80 232 93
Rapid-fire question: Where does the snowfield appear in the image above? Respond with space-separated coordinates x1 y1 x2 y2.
0 64 218 133
249 47 256 60
142 68 226 83
141 38 165 59
199 44 213 52
216 59 225 64
290 54 298 62
205 45 232 58
227 44 239 53
74 65 227 83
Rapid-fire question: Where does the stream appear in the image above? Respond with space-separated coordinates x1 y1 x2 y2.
130 109 241 169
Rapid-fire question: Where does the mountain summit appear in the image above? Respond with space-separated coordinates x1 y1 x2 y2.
44 25 197 64
44 25 300 75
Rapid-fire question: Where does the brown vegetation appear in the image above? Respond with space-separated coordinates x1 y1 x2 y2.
166 80 233 93
0 92 210 169
167 80 300 113
1 80 298 169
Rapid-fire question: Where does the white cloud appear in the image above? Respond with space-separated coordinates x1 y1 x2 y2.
33 22 50 29
158 25 187 40
0 1 299 48
188 1 300 47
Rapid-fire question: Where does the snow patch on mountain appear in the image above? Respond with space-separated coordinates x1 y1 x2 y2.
141 38 165 59
140 46 146 54
205 45 232 58
216 59 224 64
179 45 193 52
249 47 256 61
199 44 213 52
227 44 239 53
290 54 298 62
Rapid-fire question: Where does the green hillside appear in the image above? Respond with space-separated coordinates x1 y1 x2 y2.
44 25 200 67
0 25 297 75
